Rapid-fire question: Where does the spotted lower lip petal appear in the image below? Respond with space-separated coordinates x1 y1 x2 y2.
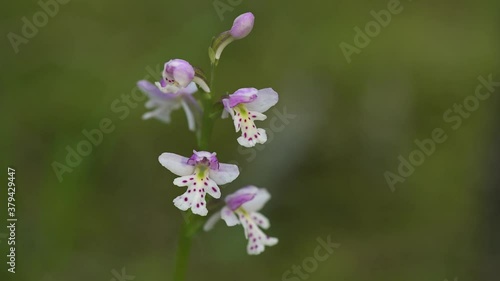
160 151 239 216
205 186 278 255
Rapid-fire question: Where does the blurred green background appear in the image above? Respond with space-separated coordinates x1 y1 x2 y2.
1 0 499 280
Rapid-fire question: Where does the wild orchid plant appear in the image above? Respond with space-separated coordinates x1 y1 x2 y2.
137 12 279 280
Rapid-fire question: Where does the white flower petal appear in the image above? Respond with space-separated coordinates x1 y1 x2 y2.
209 163 240 185
173 195 190 211
142 107 166 121
145 99 156 109
251 212 270 229
143 101 182 123
242 188 271 212
242 217 277 255
237 128 267 148
221 206 240 227
264 237 279 246
245 88 279 113
205 179 221 199
203 211 221 231
181 100 196 131
232 106 268 147
158 153 195 177
181 82 198 95
251 111 267 121
191 201 208 216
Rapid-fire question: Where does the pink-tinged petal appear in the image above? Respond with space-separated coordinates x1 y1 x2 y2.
221 206 240 226
245 88 279 113
222 98 234 119
183 89 201 113
230 12 255 39
188 151 219 169
227 88 258 108
209 163 240 185
137 80 176 100
225 186 258 210
158 153 195 177
164 59 195 88
242 188 271 212
203 211 222 231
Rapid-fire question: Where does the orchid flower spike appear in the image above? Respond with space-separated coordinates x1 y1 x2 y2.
222 88 279 147
159 151 240 216
204 186 278 255
137 59 210 131
210 12 255 63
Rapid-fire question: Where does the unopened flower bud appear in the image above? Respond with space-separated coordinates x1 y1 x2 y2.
230 12 255 39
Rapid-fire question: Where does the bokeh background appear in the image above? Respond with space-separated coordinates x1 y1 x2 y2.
1 0 499 280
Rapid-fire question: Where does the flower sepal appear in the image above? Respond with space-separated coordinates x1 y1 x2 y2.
210 31 233 65
193 67 211 93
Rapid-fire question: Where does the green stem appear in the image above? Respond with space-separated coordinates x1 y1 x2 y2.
172 221 193 281
173 62 218 280
198 63 217 150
